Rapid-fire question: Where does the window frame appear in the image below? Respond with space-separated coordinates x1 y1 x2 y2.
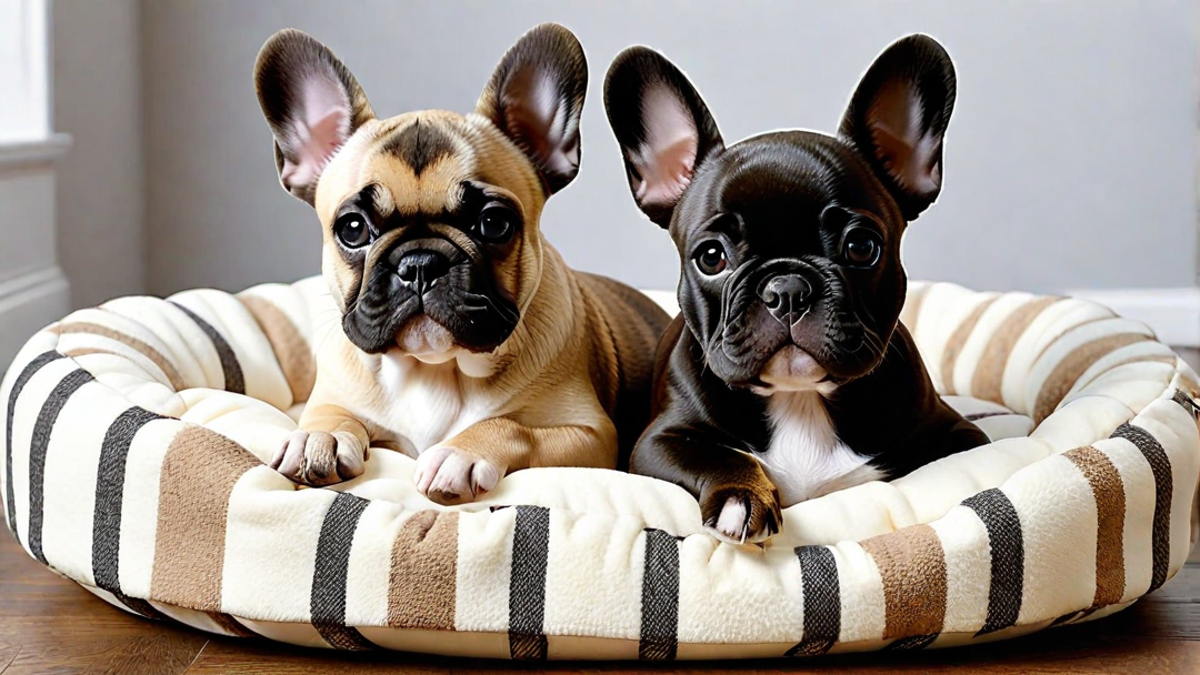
0 0 50 143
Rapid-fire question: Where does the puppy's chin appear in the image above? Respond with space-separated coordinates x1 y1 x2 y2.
753 345 835 396
394 315 458 363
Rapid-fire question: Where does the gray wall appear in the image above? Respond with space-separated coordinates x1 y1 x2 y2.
142 0 1198 297
54 0 146 308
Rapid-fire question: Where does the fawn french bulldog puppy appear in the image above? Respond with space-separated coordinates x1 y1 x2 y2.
604 35 987 543
254 23 668 503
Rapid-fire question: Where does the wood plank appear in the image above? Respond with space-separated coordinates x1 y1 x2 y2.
180 629 1200 675
0 642 21 675
181 634 1200 675
0 534 208 675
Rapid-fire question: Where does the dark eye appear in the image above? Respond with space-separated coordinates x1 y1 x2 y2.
475 206 517 243
692 241 728 276
334 213 372 249
841 227 881 267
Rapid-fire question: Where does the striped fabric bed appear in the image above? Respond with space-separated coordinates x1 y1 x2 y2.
1 277 1198 660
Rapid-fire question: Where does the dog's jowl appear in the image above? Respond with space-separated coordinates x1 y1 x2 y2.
254 24 669 503
605 35 988 543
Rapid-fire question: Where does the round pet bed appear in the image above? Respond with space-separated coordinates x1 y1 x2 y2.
2 277 1197 660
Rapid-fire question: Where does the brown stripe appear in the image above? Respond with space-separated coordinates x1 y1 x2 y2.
1028 315 1116 365
898 284 929 331
52 322 186 391
238 295 315 404
1070 354 1178 394
1107 354 1178 370
860 524 947 639
971 296 1062 405
206 611 259 638
1110 424 1174 592
387 510 459 630
61 347 115 358
1064 446 1127 608
939 297 997 395
149 424 263 610
1177 373 1200 401
62 345 197 385
1032 333 1151 423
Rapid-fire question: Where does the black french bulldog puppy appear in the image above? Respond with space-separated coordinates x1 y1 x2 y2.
604 35 988 544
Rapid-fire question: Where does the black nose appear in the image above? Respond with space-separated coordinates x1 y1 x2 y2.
760 274 812 325
395 250 450 292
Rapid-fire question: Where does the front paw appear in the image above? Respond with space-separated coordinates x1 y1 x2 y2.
271 430 366 486
700 481 783 545
414 445 502 505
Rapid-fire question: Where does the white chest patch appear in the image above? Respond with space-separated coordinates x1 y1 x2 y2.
758 391 884 506
371 352 494 456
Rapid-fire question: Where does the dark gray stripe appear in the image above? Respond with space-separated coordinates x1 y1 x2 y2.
638 528 680 660
1111 423 1174 593
207 611 259 638
1172 388 1198 418
962 488 1024 635
114 593 168 621
92 406 165 617
508 505 550 661
28 368 94 563
170 301 245 395
311 492 374 651
5 351 64 538
1075 606 1103 621
885 633 938 651
1050 610 1083 627
786 545 841 657
963 411 1017 422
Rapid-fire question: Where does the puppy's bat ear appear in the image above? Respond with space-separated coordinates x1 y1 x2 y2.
254 29 375 205
604 47 723 229
476 23 588 195
839 34 956 221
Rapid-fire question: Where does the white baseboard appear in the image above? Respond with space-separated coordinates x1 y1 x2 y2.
0 265 70 367
1067 287 1200 348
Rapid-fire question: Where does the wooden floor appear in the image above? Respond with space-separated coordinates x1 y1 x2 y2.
2 534 1198 674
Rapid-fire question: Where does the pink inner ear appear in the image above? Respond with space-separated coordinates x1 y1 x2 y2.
628 84 699 208
279 76 352 195
528 70 579 177
494 66 580 184
867 81 940 197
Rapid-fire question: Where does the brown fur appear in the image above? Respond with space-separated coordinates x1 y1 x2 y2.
255 25 668 502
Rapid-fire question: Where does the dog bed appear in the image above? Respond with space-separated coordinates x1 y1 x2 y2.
2 277 1198 660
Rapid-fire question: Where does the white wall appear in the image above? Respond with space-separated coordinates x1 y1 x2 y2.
54 0 146 309
141 1 1197 297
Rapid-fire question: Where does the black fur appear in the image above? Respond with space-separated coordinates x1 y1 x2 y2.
605 35 988 538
